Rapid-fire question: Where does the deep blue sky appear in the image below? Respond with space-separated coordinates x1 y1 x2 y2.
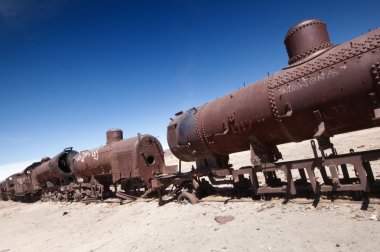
1 0 379 165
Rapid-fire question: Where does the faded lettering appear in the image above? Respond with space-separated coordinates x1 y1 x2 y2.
75 149 99 162
278 70 339 94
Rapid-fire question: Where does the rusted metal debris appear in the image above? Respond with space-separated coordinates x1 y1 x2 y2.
214 215 235 224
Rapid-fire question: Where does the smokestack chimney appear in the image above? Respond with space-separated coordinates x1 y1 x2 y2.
285 19 333 65
106 129 123 145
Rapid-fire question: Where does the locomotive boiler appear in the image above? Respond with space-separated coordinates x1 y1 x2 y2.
30 148 78 192
72 129 166 192
168 19 380 169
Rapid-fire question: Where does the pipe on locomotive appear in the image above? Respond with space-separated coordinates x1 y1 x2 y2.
167 19 380 170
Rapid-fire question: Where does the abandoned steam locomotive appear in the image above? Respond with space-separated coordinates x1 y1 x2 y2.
71 129 168 199
1 19 380 204
169 19 380 166
0 148 77 201
167 19 380 199
0 130 168 202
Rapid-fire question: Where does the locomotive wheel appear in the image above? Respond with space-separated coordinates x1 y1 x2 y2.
74 190 81 202
57 192 63 201
47 192 53 201
51 194 58 202
177 191 198 205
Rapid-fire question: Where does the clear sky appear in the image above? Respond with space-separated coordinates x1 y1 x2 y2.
1 0 379 172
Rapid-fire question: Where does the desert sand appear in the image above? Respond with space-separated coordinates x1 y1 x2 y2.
0 128 379 252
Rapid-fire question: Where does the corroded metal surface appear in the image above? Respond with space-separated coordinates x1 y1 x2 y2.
0 177 14 200
73 131 165 190
284 19 333 65
30 148 78 191
0 180 7 200
106 128 123 145
12 172 33 198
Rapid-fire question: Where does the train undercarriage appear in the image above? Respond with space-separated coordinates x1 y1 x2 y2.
10 139 379 209
151 140 380 207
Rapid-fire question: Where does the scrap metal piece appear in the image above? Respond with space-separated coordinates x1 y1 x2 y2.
214 215 235 224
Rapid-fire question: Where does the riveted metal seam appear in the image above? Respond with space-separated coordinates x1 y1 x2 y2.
270 33 380 89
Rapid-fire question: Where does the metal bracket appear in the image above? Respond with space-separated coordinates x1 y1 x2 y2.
278 103 293 118
370 62 380 120
249 136 282 165
373 108 380 120
313 110 326 138
312 110 336 157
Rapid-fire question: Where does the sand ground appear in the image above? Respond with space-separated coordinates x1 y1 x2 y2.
0 199 379 252
0 128 379 252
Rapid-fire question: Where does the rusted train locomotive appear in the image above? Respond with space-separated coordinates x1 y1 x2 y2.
0 148 78 201
71 129 168 200
0 130 170 202
1 19 380 204
166 19 380 200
